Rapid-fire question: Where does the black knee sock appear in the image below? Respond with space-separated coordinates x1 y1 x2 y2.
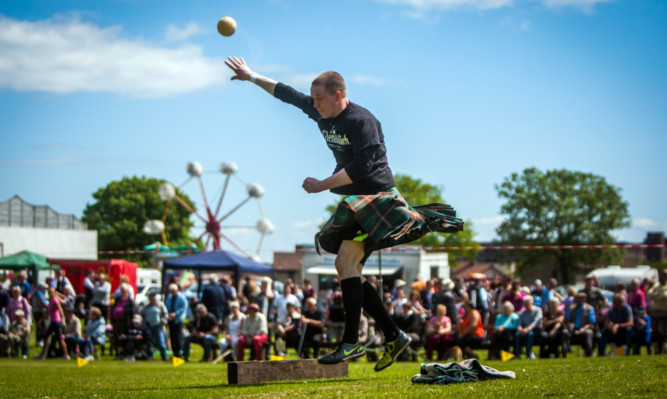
340 277 363 344
362 280 399 342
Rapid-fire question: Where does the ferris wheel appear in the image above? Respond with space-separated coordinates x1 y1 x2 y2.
143 161 273 260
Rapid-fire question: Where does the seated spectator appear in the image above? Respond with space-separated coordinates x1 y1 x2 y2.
300 297 325 359
0 309 30 358
540 297 565 358
598 294 634 356
491 301 518 360
37 287 70 360
563 292 596 357
432 278 459 335
110 283 136 360
119 314 152 361
392 301 423 361
63 306 83 358
408 290 428 316
325 292 345 343
219 301 245 360
184 304 219 362
632 306 651 355
647 269 667 354
627 278 646 310
237 303 268 361
81 307 106 360
563 286 577 310
514 296 542 360
425 304 453 361
280 302 302 355
454 300 485 359
141 293 169 361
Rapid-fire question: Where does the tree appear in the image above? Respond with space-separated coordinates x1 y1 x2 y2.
324 173 478 264
495 167 631 283
82 176 196 261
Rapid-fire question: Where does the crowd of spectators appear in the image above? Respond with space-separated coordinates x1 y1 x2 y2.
0 267 666 364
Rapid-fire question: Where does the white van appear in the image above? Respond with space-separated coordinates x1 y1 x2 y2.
586 265 658 290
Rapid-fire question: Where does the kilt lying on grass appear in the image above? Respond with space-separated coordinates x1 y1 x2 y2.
316 188 464 262
412 359 516 385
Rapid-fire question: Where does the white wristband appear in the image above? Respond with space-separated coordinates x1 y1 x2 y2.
249 73 257 83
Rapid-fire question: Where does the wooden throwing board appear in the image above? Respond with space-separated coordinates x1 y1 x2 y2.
227 359 348 385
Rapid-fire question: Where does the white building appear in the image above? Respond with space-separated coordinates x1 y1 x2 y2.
302 245 450 294
0 195 97 259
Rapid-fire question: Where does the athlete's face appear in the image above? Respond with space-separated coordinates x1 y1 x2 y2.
311 84 341 119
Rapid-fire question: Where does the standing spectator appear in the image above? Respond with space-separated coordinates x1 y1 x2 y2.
92 274 111 320
83 270 96 307
12 272 31 299
502 281 526 313
36 287 70 360
647 269 667 354
7 286 30 323
302 278 316 301
580 276 608 314
563 292 596 357
0 309 30 358
52 269 73 295
242 276 260 304
81 307 106 360
540 297 565 358
141 293 169 361
30 283 49 346
425 304 453 361
274 284 301 328
110 283 136 360
491 301 518 360
220 276 236 322
411 274 426 294
165 283 187 358
544 278 563 311
628 278 647 311
63 306 83 358
531 279 546 308
469 276 489 324
300 297 325 359
432 278 459 333
183 304 218 362
237 303 268 361
200 275 226 326
454 300 485 359
632 306 651 355
514 296 543 360
257 277 277 326
492 276 513 318
598 294 633 356
0 284 9 319
113 275 134 300
420 279 436 313
219 301 245 361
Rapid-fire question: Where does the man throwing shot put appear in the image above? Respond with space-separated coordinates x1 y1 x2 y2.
225 57 463 371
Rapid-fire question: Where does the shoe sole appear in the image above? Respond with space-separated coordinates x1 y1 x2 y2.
318 349 366 365
375 335 412 372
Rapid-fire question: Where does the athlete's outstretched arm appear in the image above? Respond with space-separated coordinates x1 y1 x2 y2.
225 56 277 95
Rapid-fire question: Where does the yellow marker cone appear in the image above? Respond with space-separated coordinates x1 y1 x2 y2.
500 350 515 362
269 354 286 361
172 356 186 367
77 357 89 367
611 346 625 357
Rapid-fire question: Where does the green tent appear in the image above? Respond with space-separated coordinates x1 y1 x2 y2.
0 250 58 281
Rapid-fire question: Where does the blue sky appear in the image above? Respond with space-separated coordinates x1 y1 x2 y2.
1 0 665 261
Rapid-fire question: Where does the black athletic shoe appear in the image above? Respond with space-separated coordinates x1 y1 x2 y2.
318 342 366 365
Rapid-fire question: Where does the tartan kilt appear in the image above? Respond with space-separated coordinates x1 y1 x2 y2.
316 187 464 264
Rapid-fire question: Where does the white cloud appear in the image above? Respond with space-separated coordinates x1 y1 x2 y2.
165 22 207 42
0 16 228 98
540 0 614 13
290 218 325 230
632 218 667 231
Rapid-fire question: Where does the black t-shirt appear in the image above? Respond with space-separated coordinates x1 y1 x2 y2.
196 312 218 336
302 308 325 336
274 82 395 195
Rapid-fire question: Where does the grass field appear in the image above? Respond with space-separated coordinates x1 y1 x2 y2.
0 354 665 398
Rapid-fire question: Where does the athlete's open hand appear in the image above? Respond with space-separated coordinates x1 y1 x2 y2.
225 56 253 81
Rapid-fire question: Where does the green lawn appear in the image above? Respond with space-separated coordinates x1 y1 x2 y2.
0 354 665 398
